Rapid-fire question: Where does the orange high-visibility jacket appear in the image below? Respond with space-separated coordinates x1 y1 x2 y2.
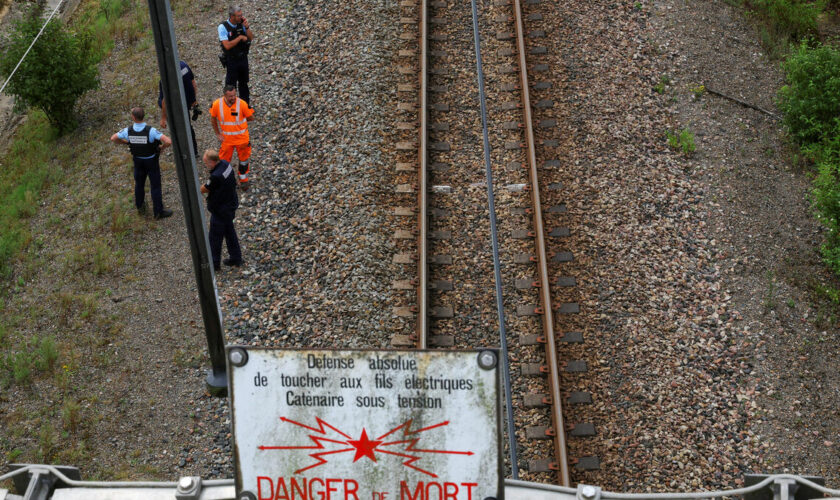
210 97 253 145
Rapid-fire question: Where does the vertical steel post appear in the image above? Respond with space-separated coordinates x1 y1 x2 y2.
147 0 228 396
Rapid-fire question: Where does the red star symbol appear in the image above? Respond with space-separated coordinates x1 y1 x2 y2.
346 429 383 463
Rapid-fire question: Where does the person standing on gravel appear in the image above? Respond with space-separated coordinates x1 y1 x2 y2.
209 85 255 191
200 149 242 271
218 5 253 105
110 107 174 220
158 60 199 157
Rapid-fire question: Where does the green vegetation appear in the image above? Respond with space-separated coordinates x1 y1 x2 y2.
0 112 60 277
778 42 840 275
0 0 156 473
61 400 83 433
778 43 840 147
751 0 823 49
731 0 827 57
0 7 99 133
666 128 696 155
722 0 840 290
0 0 142 277
78 0 149 52
763 271 778 312
654 74 670 94
1 335 61 387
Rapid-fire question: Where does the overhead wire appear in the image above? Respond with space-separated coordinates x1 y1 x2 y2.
468 0 519 479
0 0 65 95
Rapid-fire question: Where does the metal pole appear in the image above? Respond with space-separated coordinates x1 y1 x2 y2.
146 0 228 396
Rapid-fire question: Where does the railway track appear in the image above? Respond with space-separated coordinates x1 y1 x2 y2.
390 0 601 486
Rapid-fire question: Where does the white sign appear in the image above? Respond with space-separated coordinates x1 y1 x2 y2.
228 348 502 500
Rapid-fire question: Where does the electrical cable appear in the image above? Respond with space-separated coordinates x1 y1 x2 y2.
0 0 65 95
468 0 519 479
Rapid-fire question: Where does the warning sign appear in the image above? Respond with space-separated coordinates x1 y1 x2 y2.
228 348 502 500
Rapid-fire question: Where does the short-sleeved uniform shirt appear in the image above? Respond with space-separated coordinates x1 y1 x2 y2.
158 60 196 108
209 97 254 145
218 22 249 42
117 123 163 159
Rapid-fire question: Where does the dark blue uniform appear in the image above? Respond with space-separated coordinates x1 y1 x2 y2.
158 61 198 156
122 124 164 216
219 20 251 104
206 159 242 268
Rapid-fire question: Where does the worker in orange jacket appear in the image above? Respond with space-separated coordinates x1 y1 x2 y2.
209 84 255 191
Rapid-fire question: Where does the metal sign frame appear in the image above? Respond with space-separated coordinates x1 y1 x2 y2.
226 347 504 500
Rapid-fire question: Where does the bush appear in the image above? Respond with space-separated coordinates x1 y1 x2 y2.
813 155 840 273
778 42 840 147
667 128 696 156
34 336 59 372
752 0 824 38
744 0 825 55
779 42 840 274
0 7 99 134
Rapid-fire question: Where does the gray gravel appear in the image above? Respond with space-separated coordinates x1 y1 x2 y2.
179 0 406 479
218 0 401 349
195 0 840 489
3 0 836 490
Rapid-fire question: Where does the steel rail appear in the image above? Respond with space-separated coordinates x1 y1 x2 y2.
415 0 429 349
511 0 570 485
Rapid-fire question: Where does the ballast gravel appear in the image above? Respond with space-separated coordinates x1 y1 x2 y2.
142 0 840 489
2 0 836 491
218 0 402 349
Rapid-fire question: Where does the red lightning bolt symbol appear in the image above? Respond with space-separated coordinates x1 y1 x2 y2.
259 417 356 474
260 417 473 476
376 420 474 477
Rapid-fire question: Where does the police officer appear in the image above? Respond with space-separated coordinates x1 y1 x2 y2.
200 149 242 271
110 107 173 219
159 60 199 157
218 5 253 105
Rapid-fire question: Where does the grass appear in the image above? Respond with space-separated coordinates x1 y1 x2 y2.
727 0 831 58
0 335 60 387
810 281 840 327
78 0 148 54
35 337 59 371
654 74 671 94
667 128 696 155
61 400 82 433
0 0 147 279
763 271 778 312
0 113 61 278
0 0 162 476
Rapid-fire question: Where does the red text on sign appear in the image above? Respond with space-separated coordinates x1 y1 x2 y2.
399 481 478 500
256 476 359 500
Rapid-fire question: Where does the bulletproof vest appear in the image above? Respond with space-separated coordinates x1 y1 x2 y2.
127 125 159 158
221 20 250 59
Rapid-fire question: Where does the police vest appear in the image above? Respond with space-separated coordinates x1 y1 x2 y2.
127 125 159 158
220 20 250 59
